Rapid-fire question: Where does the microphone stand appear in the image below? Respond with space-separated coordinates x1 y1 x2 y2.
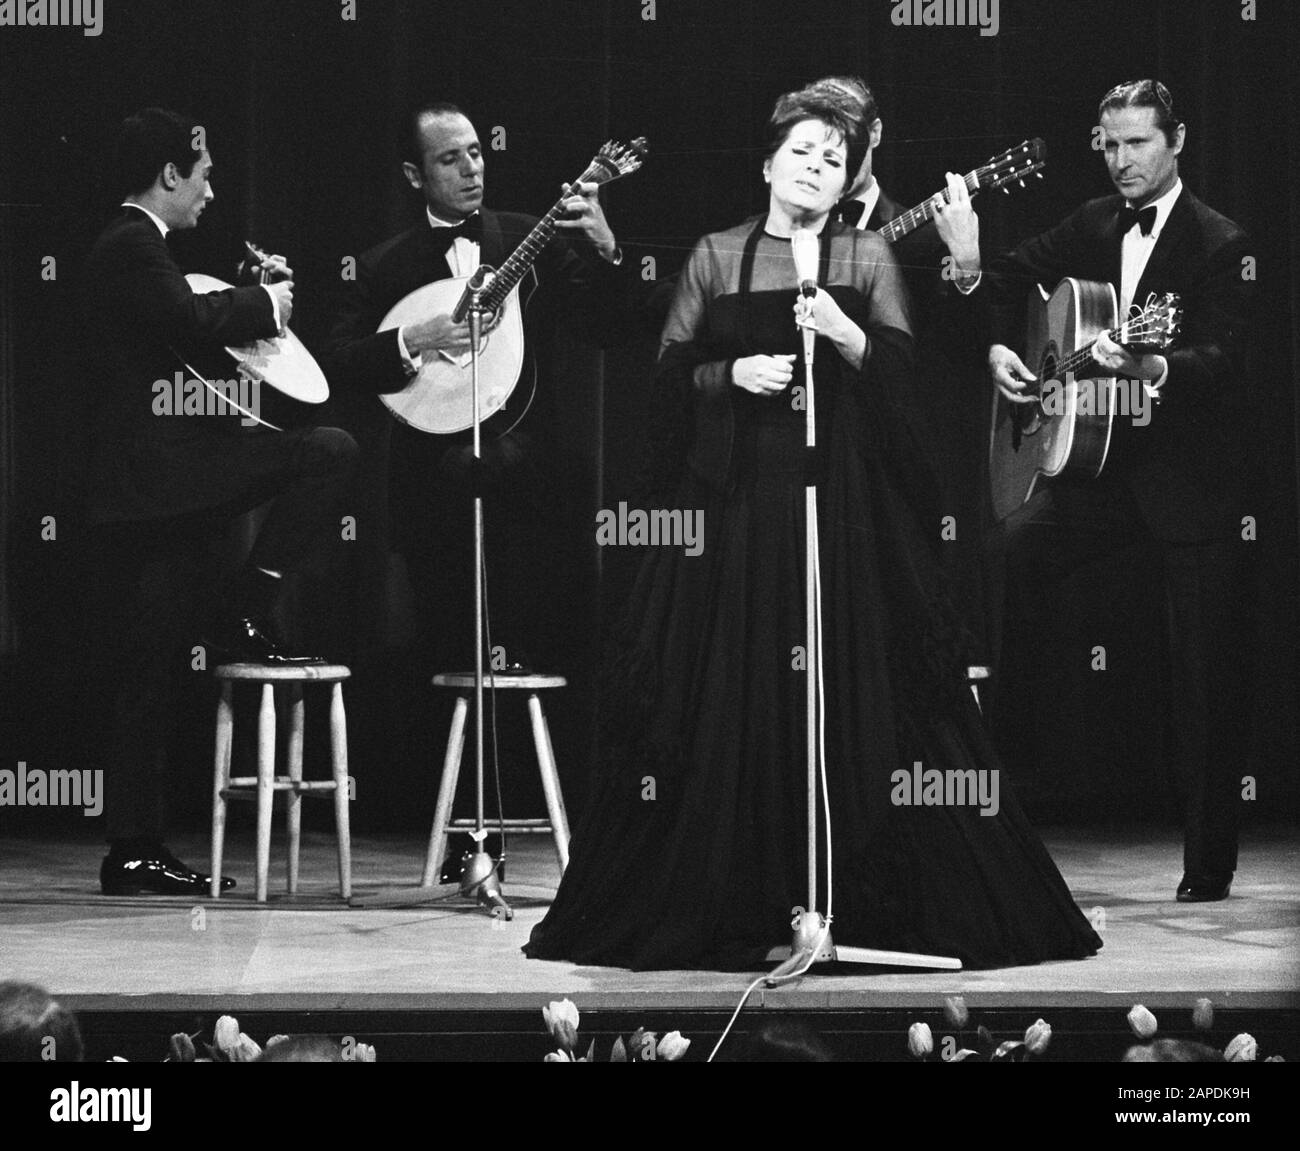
349 274 510 917
458 296 512 919
763 258 958 982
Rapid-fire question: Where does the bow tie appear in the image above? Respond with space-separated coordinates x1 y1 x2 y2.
836 198 867 227
1117 204 1157 237
430 213 483 248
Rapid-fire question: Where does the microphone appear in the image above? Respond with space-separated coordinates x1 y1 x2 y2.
791 227 818 370
452 265 495 324
791 226 819 298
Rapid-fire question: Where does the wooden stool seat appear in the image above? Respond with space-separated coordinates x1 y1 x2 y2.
423 672 571 885
214 662 352 682
431 672 566 691
210 662 353 901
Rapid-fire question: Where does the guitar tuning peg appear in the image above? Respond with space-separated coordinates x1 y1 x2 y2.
1018 179 1025 188
1001 186 1010 194
1036 171 1043 179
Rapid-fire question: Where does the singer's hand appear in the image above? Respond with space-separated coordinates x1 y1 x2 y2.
795 290 866 369
732 354 795 395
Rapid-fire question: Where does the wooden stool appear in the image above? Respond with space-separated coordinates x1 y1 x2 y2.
210 662 353 902
422 673 571 885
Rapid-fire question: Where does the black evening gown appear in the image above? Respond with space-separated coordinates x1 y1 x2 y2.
525 218 1102 970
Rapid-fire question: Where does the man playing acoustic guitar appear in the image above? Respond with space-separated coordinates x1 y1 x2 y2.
985 81 1255 903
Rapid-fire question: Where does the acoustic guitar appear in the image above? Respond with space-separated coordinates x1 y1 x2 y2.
989 278 1182 520
182 242 329 430
377 138 648 436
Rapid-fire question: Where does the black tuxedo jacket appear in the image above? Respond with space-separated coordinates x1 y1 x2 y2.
985 188 1254 531
868 188 982 371
79 207 280 524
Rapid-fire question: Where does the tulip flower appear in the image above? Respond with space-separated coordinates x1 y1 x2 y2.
1224 1033 1257 1062
1023 1018 1052 1055
657 1031 691 1062
610 1036 629 1063
213 1015 241 1056
168 1032 196 1063
542 999 580 1052
1192 998 1214 1032
907 1021 934 1058
943 996 969 1029
1127 1004 1158 1039
544 1049 572 1062
230 1032 262 1062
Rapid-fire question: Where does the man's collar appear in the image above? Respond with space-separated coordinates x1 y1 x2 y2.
848 179 882 229
122 201 169 236
1132 178 1182 239
427 207 481 233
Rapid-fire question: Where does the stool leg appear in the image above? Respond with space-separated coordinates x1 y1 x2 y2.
329 682 352 900
286 682 305 895
255 682 276 903
210 682 234 899
422 695 468 886
528 693 570 873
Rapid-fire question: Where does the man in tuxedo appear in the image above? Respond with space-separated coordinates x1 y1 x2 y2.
82 107 358 895
986 81 1255 902
322 100 635 832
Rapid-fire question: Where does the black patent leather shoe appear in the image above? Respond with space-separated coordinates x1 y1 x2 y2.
100 847 235 896
202 616 325 665
1176 873 1232 902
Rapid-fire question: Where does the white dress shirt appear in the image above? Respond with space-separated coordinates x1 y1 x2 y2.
1118 179 1182 393
1120 178 1182 314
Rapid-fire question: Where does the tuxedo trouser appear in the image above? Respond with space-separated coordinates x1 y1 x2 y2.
988 475 1249 879
86 426 358 842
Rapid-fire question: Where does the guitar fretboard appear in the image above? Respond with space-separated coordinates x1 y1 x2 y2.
876 169 980 244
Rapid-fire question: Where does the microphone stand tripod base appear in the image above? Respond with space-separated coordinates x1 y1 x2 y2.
764 912 961 982
460 850 513 920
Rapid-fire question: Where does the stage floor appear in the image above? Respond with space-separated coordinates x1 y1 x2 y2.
2 826 1297 1013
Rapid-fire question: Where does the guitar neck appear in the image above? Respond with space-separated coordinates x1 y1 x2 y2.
875 169 979 244
477 163 601 312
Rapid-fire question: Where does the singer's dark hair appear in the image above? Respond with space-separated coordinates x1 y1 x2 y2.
402 98 470 167
114 107 203 197
765 89 867 187
1098 79 1182 145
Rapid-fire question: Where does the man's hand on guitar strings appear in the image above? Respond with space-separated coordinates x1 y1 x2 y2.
1091 329 1166 382
266 280 294 329
402 308 502 359
239 251 294 282
932 171 981 275
555 180 618 261
989 343 1037 403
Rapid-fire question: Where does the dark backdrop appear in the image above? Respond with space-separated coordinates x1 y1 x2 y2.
1 0 1295 836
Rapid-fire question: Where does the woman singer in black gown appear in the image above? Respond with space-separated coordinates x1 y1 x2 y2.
524 89 1101 971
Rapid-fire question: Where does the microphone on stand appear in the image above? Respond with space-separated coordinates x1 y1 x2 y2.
791 226 818 370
